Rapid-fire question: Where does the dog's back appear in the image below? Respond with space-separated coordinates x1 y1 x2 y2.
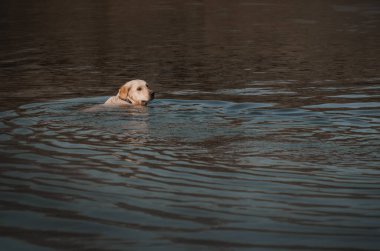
104 96 128 106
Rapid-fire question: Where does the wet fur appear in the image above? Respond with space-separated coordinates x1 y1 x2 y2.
104 80 154 106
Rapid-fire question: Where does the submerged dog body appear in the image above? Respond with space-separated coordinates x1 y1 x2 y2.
105 80 154 106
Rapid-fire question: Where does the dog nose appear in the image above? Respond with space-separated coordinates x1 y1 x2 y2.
150 92 155 99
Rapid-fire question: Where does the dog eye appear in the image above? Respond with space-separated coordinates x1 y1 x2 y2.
137 87 142 91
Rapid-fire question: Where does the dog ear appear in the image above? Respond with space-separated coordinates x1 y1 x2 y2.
118 84 130 100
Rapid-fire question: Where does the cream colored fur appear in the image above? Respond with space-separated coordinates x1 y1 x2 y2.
104 80 154 106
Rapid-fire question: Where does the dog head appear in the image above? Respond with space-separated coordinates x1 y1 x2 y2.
118 80 155 106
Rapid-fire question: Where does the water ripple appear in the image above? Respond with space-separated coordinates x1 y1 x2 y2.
0 96 379 250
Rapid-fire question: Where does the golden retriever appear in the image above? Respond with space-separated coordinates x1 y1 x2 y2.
105 80 155 106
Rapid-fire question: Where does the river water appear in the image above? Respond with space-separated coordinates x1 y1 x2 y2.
1 1 380 250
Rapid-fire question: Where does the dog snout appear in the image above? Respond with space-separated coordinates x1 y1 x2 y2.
150 91 155 99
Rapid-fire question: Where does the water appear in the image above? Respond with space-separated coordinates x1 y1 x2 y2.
1 1 380 250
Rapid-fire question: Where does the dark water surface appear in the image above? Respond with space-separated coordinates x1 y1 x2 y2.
1 1 380 250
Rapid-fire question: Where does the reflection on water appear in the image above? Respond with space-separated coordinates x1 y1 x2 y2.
1 95 380 250
1 0 380 250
